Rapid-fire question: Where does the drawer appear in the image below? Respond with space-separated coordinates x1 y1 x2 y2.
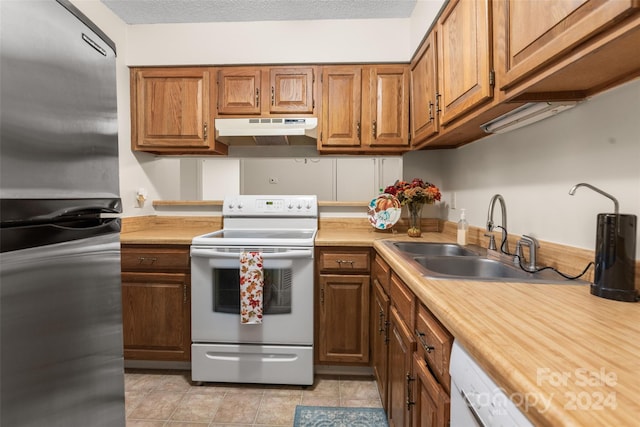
390 272 414 328
318 249 370 273
372 254 391 294
121 245 190 272
415 302 452 392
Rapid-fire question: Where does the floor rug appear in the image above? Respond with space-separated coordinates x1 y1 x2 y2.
293 405 388 427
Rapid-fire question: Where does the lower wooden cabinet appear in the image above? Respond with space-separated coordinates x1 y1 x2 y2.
317 274 370 363
373 253 452 427
121 272 191 361
412 352 450 427
120 245 191 361
387 306 416 427
316 247 371 364
316 247 453 426
371 279 390 409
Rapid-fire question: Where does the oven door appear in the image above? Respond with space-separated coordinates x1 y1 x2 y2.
191 246 314 345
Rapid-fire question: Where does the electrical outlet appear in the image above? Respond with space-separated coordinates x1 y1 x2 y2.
269 177 278 184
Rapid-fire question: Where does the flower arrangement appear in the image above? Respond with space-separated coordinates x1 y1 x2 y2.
383 178 441 206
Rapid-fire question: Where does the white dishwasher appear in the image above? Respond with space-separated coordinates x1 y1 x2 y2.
450 341 534 427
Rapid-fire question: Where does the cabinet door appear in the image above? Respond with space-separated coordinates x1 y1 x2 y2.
500 0 639 90
367 65 409 147
121 272 191 361
217 68 262 115
320 66 362 147
410 31 439 145
388 306 416 427
371 279 390 410
437 0 492 125
269 67 315 114
318 274 370 363
412 353 450 427
132 68 211 149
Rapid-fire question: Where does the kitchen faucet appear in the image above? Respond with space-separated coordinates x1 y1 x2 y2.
516 235 540 272
486 194 509 253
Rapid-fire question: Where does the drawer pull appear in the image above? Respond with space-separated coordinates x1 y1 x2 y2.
415 329 435 353
137 257 157 265
335 259 354 267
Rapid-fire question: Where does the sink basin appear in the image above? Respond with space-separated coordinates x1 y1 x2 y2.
391 242 479 257
412 256 587 284
413 256 531 280
380 240 588 285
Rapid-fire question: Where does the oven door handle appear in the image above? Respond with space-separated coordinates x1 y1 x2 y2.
191 248 314 259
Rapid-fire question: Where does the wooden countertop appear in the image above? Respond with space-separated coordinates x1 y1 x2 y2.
120 216 639 425
374 235 640 427
120 216 221 245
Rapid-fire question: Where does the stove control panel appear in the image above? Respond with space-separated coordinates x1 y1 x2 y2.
223 195 318 217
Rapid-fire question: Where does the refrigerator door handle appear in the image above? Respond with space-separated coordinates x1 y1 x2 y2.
1 218 121 253
0 198 122 226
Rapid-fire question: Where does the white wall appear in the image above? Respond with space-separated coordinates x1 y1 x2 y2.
126 18 411 65
72 0 443 217
409 0 446 55
404 79 640 257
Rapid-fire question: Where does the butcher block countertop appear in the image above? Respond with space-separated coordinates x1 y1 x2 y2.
121 216 639 425
120 216 221 245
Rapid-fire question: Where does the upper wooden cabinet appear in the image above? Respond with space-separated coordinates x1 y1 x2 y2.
320 66 362 148
320 64 410 153
270 67 315 114
411 0 640 149
499 0 640 93
216 66 316 116
216 67 261 115
368 66 410 147
437 0 493 126
130 67 227 155
410 32 439 145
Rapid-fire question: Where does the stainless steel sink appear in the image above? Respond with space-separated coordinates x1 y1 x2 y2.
381 240 589 285
391 242 479 257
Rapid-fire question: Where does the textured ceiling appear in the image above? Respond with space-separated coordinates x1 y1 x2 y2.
101 0 418 24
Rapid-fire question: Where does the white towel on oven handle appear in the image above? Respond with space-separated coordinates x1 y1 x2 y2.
239 251 263 324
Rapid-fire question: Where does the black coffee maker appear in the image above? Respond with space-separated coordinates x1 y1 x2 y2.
570 183 638 302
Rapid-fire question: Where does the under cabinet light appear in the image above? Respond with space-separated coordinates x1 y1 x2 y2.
481 101 578 134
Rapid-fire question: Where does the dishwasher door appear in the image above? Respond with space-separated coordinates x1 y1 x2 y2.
449 341 534 427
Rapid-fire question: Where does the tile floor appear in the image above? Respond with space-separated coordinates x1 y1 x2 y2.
125 369 384 426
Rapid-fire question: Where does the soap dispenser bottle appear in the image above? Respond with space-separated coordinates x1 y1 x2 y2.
457 209 468 245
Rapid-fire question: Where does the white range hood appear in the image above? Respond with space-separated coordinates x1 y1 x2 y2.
215 117 318 146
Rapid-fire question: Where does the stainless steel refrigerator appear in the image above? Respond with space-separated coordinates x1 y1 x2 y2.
1 1 125 426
